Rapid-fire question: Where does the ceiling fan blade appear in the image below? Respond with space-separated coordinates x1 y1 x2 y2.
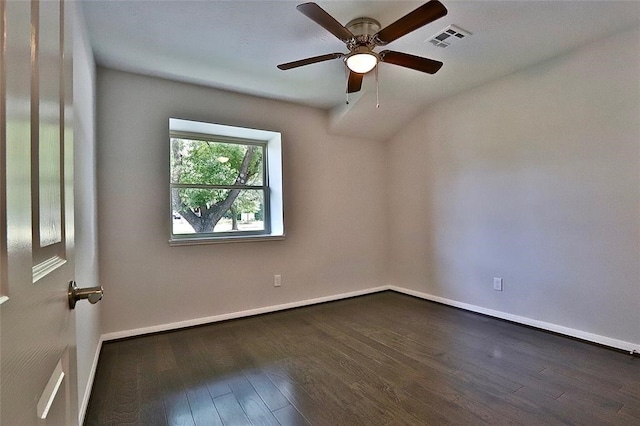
380 50 443 74
374 0 447 45
277 52 344 70
297 2 354 42
347 71 363 93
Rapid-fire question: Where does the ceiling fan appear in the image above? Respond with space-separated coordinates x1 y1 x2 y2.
277 0 448 94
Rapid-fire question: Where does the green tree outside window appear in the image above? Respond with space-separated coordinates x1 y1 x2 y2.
171 137 266 234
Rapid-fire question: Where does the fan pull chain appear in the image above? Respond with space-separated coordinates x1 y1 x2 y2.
345 66 350 105
375 63 380 108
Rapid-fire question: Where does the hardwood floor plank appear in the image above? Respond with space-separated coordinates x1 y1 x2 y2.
184 384 223 426
538 365 634 410
351 379 458 425
244 370 291 412
102 345 139 424
185 332 235 399
165 331 225 426
262 364 364 425
158 336 197 426
554 392 628 424
205 379 233 400
84 343 119 424
402 381 497 425
212 392 251 425
227 375 280 425
137 339 168 426
160 370 196 426
156 334 179 372
619 403 640 422
272 404 309 426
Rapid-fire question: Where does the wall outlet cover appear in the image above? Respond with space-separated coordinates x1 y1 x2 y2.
493 277 503 291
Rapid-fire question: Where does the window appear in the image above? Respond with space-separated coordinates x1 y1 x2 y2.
169 118 284 244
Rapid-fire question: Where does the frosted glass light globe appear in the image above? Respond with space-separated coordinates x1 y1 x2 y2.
346 52 377 74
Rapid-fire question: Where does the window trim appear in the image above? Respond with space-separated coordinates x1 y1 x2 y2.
168 118 284 245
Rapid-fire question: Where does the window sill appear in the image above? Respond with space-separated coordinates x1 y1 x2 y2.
169 233 285 246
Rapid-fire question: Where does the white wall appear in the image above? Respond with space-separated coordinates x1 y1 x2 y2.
72 3 101 422
388 27 640 347
96 69 389 335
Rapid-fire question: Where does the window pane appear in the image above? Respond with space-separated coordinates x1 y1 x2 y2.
171 138 263 186
172 188 265 235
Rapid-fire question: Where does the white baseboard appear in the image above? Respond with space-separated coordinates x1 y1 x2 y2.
390 285 640 354
78 336 104 425
101 286 389 342
100 284 640 352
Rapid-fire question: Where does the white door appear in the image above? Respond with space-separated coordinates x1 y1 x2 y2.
1 0 79 424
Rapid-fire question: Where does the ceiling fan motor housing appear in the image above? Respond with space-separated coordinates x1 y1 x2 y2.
345 17 381 50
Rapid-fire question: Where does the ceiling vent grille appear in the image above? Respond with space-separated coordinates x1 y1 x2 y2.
427 25 471 48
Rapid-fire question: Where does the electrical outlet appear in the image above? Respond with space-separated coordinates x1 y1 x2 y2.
274 275 281 287
493 277 503 291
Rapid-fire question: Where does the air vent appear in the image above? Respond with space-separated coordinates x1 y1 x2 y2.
427 25 471 48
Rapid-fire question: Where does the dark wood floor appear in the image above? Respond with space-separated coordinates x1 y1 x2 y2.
84 291 639 425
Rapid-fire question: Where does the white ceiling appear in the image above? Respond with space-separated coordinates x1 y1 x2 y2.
81 0 640 141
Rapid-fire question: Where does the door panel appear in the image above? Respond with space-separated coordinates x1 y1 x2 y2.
33 0 66 268
1 0 77 424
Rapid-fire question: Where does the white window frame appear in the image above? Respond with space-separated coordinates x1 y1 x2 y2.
169 118 284 245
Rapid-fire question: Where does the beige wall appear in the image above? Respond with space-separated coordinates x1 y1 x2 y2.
388 26 640 345
96 69 389 335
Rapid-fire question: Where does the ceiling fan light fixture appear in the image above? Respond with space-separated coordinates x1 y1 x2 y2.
345 48 378 74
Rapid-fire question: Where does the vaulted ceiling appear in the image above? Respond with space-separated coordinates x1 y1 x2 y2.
81 0 640 141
